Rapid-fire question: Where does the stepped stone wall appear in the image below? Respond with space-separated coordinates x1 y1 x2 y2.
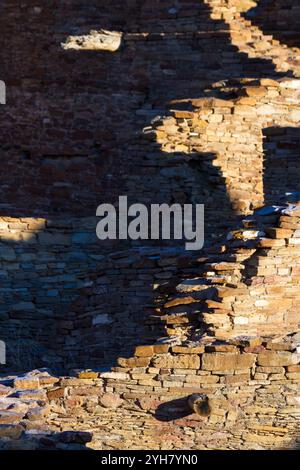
0 0 300 450
0 0 300 370
0 204 300 450
0 216 191 371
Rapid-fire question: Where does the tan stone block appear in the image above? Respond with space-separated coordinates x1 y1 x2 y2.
77 371 99 379
286 372 300 380
172 110 194 119
257 351 295 367
237 96 257 105
152 354 200 370
243 434 282 446
39 376 60 386
264 341 292 351
14 378 39 390
117 357 151 368
209 262 242 271
153 344 169 354
101 371 129 380
163 381 183 388
254 373 268 380
185 375 219 384
217 286 247 298
135 345 154 357
172 346 204 354
292 230 300 238
131 373 156 380
47 387 66 400
208 114 223 123
249 424 288 434
205 344 238 353
260 79 280 87
256 366 285 374
257 238 285 247
288 238 300 246
236 337 262 348
202 313 232 325
194 120 209 131
147 367 160 374
266 228 293 239
0 385 12 397
0 412 26 425
60 378 94 386
245 405 277 414
245 86 267 97
201 353 256 371
192 98 234 108
287 365 300 372
205 299 230 309
224 374 249 384
280 221 300 229
280 214 300 222
234 105 257 117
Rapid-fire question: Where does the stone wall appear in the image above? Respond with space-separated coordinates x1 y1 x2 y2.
0 216 192 371
1 0 300 370
0 200 299 450
0 0 300 450
245 0 300 48
0 0 299 221
1 320 300 450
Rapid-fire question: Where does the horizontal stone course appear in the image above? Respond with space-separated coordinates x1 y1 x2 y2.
0 0 300 451
201 353 256 371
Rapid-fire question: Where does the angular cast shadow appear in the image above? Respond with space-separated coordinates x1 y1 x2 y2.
245 0 300 48
154 396 192 422
0 0 293 373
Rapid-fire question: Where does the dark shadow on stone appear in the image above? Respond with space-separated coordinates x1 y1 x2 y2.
0 1 288 218
245 0 300 48
154 396 192 422
62 150 237 372
263 127 300 205
240 126 300 288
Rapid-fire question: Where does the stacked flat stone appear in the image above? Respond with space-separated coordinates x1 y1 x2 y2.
158 201 300 341
0 201 299 450
0 338 299 450
0 0 300 452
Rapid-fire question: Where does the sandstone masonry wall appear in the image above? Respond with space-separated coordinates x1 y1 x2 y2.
0 0 300 450
1 0 300 369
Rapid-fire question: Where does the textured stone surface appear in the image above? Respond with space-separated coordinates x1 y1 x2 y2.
0 0 299 452
62 30 122 52
202 353 256 371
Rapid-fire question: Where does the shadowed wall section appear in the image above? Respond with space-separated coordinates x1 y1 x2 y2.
245 0 300 48
0 0 299 452
263 127 300 204
0 0 299 372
